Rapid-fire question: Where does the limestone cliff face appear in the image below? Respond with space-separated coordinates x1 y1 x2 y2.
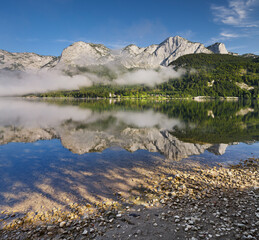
207 43 228 54
55 36 214 70
120 36 213 68
55 42 115 70
0 36 228 72
0 50 58 71
155 36 212 66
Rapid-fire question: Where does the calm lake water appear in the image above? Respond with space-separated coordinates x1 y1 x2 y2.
0 98 258 212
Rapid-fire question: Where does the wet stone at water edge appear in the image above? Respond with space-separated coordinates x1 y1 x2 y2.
0 158 258 240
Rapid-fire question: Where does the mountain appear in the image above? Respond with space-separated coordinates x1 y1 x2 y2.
242 53 258 58
54 42 115 70
0 49 58 71
53 36 214 70
0 36 228 71
207 42 228 54
120 36 213 68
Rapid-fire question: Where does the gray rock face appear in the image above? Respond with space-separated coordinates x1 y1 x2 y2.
0 50 58 71
55 42 115 70
52 36 214 70
0 36 228 72
52 36 215 70
120 36 212 68
207 43 228 54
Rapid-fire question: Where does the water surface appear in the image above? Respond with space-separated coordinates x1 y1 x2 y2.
0 98 258 212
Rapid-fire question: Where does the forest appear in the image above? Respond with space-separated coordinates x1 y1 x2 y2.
37 54 259 99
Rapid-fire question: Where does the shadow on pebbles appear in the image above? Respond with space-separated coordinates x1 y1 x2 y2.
0 158 258 240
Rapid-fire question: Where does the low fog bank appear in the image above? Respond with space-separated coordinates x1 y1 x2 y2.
115 67 184 86
0 70 92 96
0 99 182 130
0 66 184 96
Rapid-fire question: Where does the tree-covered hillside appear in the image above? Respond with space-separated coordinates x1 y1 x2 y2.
36 54 259 99
168 54 259 98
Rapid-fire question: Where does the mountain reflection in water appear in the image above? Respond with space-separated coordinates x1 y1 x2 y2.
0 98 258 161
0 98 258 213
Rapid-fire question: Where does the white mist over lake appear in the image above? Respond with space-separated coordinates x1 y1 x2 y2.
0 66 184 96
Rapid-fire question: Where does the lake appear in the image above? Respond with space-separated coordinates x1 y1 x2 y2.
0 98 258 214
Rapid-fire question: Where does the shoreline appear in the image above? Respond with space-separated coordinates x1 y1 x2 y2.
1 158 258 239
24 96 243 101
1 95 258 102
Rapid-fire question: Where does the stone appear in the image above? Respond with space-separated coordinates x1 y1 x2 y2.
184 225 192 231
59 221 66 228
47 226 55 231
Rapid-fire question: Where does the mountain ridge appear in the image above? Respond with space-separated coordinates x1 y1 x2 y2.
0 36 229 71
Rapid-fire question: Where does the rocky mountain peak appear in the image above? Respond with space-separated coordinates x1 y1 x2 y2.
155 36 212 66
207 42 228 54
158 36 187 51
61 41 110 58
122 44 145 56
0 49 57 71
162 35 186 44
0 36 230 71
56 41 113 68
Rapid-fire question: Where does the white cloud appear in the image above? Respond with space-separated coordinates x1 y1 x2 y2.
208 30 243 44
220 31 240 38
211 0 258 27
209 0 259 49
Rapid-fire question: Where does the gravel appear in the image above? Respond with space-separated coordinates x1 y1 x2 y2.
0 158 258 240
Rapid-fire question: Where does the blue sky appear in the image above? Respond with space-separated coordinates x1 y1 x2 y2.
1 0 259 56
